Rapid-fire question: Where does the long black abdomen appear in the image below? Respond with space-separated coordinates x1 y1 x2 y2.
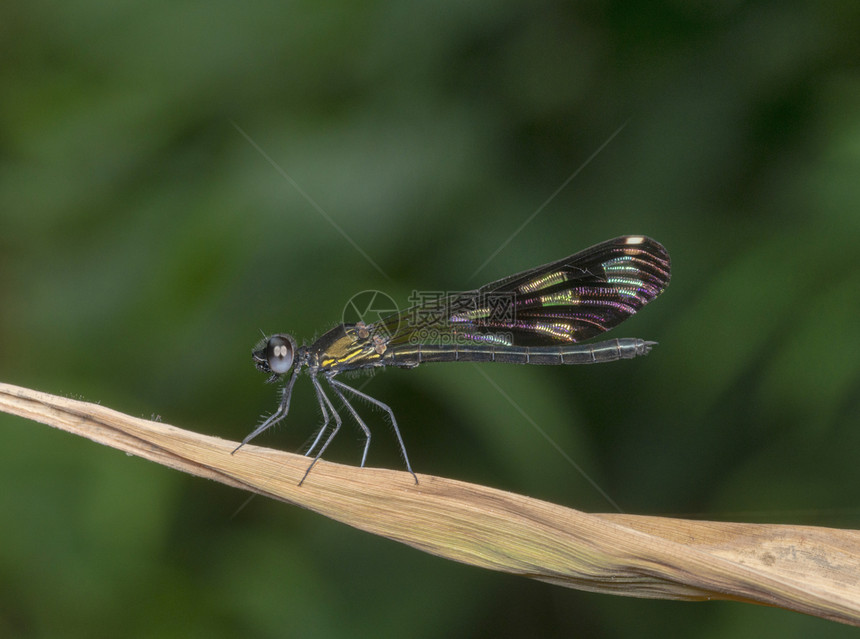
381 337 654 367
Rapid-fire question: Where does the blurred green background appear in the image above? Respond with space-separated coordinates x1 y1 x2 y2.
2 1 859 637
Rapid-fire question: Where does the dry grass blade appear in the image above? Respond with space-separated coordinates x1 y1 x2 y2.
1 381 858 626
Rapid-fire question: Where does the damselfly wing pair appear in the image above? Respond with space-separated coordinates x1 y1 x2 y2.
238 235 670 483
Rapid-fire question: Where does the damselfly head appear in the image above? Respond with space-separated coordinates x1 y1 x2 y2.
253 334 297 378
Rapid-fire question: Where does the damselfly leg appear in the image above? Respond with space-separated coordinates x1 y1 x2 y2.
233 363 301 454
329 377 416 483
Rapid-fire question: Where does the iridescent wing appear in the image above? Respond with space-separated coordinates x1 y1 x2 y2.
374 235 670 348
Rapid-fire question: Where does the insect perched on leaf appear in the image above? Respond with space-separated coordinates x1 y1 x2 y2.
237 235 670 484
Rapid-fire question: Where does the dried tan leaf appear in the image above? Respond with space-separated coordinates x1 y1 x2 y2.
1 382 858 626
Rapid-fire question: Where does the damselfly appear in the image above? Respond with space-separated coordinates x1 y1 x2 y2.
238 235 670 483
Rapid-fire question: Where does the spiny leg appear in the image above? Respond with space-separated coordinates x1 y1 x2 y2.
233 364 301 454
305 374 333 458
300 375 342 486
328 377 417 484
325 376 372 469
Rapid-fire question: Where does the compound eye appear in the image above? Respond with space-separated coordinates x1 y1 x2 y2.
266 335 294 374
